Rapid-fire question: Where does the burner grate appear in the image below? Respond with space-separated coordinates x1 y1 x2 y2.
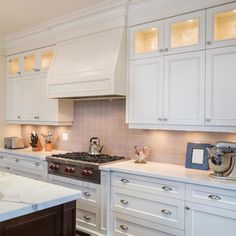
51 152 124 163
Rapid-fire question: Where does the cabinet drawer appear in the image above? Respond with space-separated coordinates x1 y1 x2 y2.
112 212 184 236
112 187 184 230
112 172 185 200
48 174 100 207
186 184 236 211
76 205 100 233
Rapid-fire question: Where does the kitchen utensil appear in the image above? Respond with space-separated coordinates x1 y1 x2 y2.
207 141 236 180
88 137 103 155
30 132 42 151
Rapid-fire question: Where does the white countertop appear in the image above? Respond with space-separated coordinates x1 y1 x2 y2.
0 147 68 161
0 171 81 222
100 160 236 191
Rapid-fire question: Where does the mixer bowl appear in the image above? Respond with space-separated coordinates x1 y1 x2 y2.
209 154 232 176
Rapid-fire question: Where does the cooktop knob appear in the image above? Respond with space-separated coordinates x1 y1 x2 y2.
81 170 88 176
87 170 92 176
54 165 59 170
65 167 70 173
69 167 75 173
49 164 55 170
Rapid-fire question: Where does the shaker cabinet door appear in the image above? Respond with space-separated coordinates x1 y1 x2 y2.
206 46 236 126
163 51 205 125
129 57 164 124
206 2 236 49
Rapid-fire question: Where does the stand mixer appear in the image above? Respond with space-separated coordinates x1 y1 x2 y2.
207 141 236 180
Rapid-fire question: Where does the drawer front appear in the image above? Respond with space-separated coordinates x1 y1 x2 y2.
48 174 100 207
113 213 184 236
76 205 100 233
112 187 184 230
186 184 236 211
112 172 185 200
11 168 46 181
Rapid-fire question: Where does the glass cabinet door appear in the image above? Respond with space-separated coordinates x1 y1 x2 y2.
23 53 36 73
130 21 164 59
207 2 236 48
164 10 205 54
40 50 53 71
7 57 21 77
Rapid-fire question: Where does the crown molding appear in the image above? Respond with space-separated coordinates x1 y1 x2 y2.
5 0 130 55
128 0 234 26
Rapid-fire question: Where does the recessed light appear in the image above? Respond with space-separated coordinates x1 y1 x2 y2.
151 27 156 31
188 19 194 23
233 9 236 13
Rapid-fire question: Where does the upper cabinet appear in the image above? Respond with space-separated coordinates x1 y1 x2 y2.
129 11 205 59
164 11 205 54
130 21 164 59
6 46 54 78
206 2 236 48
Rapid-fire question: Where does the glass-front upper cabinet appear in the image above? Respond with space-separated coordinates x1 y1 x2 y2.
7 56 22 77
130 21 164 59
40 50 53 71
23 53 36 73
164 10 205 54
207 2 236 48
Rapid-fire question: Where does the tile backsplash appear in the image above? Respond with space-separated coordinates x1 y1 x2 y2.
22 99 236 165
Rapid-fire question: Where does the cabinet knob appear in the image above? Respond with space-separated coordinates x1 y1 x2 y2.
6 167 10 170
159 49 163 53
17 116 21 119
162 186 172 191
185 206 190 210
208 194 221 200
83 215 91 221
158 118 163 121
205 118 211 122
15 159 20 162
0 156 4 159
120 199 129 205
35 162 40 167
206 41 211 45
163 118 168 121
164 48 169 52
120 225 128 231
161 209 172 215
121 178 129 184
17 71 21 75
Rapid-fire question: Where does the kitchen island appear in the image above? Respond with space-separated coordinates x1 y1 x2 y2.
0 171 81 236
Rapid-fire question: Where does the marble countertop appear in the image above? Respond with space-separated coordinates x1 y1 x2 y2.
100 160 236 191
0 147 68 161
0 171 81 222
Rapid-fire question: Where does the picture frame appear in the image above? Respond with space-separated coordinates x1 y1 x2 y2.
185 143 212 170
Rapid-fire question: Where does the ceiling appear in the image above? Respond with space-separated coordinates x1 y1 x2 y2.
0 0 106 36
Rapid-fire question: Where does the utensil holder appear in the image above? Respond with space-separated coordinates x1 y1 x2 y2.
45 143 53 152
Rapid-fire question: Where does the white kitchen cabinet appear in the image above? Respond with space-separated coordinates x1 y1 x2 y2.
164 10 205 55
6 75 74 125
185 202 236 236
129 57 163 124
129 21 164 60
129 51 205 126
163 51 205 125
6 46 54 78
206 2 236 49
206 46 236 126
0 153 48 181
48 174 102 235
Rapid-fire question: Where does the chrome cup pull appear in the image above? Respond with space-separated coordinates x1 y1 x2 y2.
208 194 221 200
120 224 128 231
83 192 91 197
120 199 129 205
162 186 172 192
83 215 91 221
161 209 172 215
121 178 129 184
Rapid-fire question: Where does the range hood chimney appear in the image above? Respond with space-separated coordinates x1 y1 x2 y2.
47 28 126 99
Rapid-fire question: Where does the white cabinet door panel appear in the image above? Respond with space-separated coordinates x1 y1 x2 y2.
129 57 163 124
206 46 236 126
185 202 236 236
163 51 205 125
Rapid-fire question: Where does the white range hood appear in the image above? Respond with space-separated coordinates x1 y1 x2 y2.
47 28 126 99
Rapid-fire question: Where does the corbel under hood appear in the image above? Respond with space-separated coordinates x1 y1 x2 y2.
47 28 126 99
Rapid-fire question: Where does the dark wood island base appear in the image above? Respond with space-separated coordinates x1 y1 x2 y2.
0 201 76 236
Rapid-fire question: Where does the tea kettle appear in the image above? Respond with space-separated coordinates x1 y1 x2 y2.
88 137 103 155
